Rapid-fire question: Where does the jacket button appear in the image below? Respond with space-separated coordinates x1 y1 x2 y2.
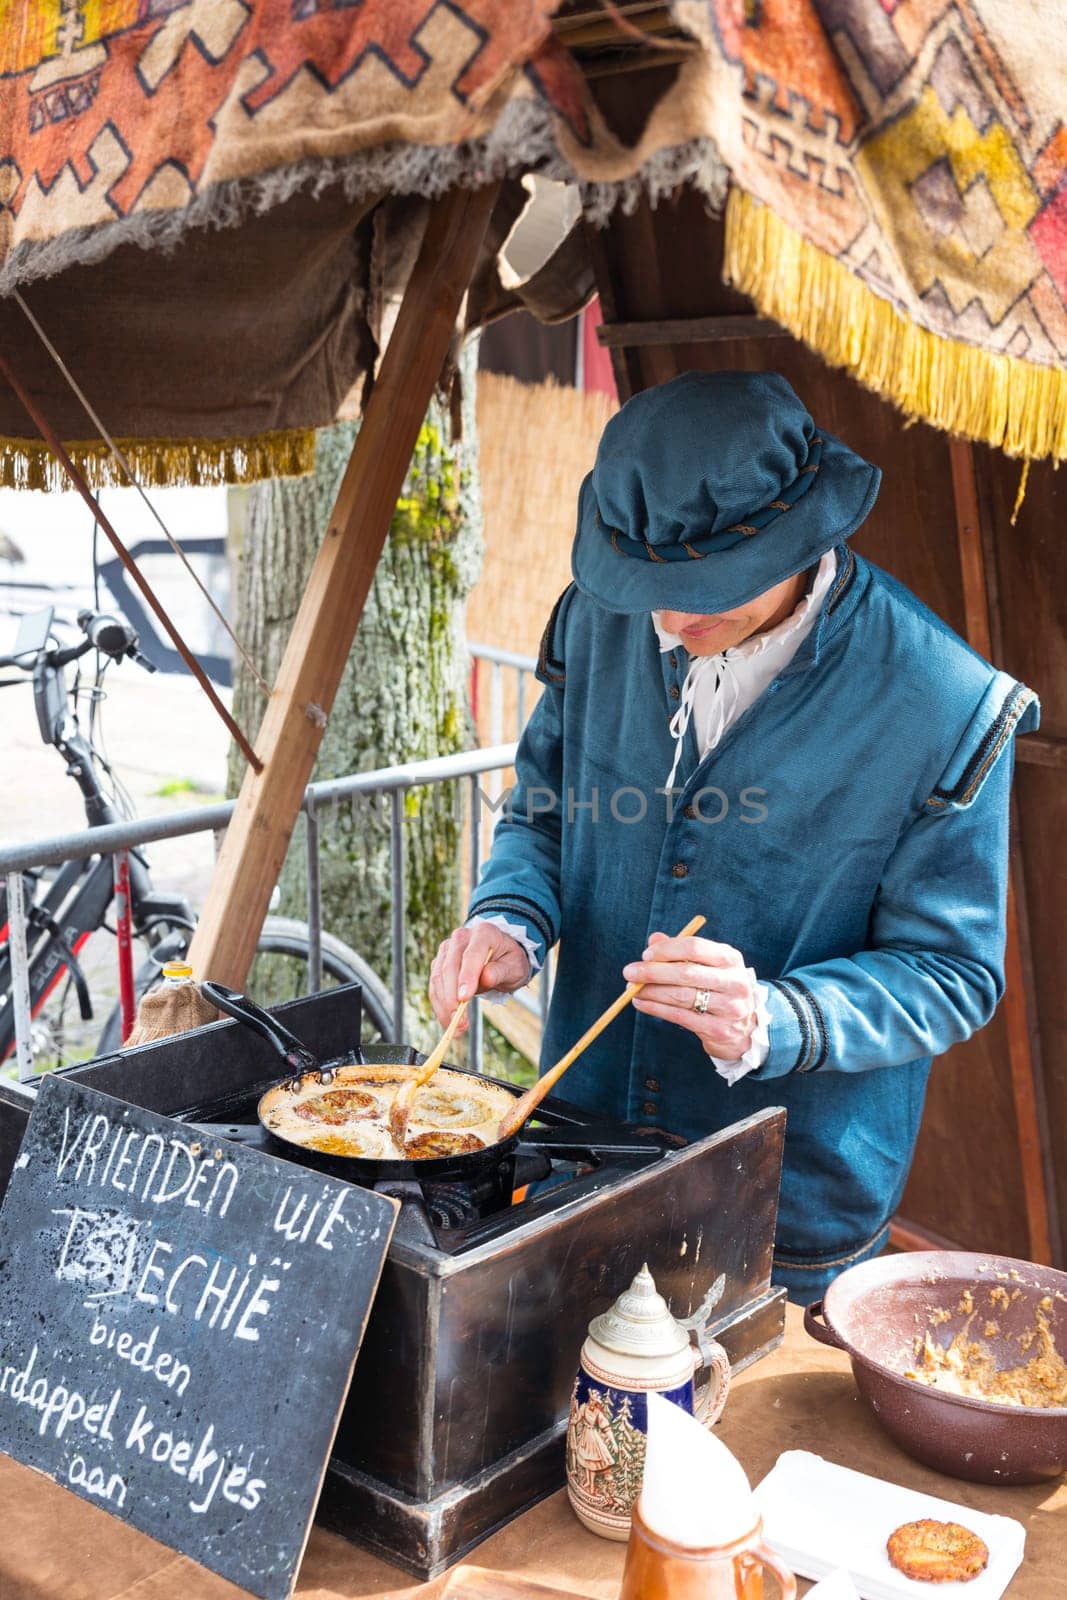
683 804 697 820
645 1077 660 1092
642 1101 657 1116
672 861 688 879
668 653 678 669
668 683 680 701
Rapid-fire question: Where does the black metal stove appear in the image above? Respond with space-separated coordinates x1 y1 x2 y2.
0 985 787 1580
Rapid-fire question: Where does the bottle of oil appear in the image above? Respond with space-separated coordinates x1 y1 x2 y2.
159 959 194 989
122 959 200 1047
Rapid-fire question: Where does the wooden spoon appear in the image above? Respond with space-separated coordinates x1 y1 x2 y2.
389 999 470 1146
496 913 706 1142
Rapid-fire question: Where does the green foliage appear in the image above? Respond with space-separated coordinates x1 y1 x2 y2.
153 776 220 799
481 1022 537 1087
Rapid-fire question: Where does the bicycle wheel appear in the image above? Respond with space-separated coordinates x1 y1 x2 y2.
93 915 394 1056
249 916 395 1040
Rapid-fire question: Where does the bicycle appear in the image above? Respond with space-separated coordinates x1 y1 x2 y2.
0 604 394 1071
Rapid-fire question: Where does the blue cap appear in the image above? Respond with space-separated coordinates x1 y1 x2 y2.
571 371 881 613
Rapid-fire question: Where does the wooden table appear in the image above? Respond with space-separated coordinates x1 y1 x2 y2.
1 1305 1064 1599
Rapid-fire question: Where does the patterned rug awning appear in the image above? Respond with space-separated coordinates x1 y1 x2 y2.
689 0 1067 465
0 2 627 487
0 1 1064 486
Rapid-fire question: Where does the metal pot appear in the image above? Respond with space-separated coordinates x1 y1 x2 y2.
805 1250 1067 1485
201 981 524 1189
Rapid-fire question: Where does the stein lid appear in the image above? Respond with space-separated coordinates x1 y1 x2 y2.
588 1263 691 1357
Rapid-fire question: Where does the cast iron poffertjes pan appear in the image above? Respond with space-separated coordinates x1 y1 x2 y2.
201 982 525 1187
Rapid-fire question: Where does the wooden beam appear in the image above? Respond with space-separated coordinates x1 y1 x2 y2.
948 437 1055 1265
553 3 678 48
597 314 787 347
581 46 693 78
950 438 994 658
187 183 500 988
889 1216 965 1254
972 443 1063 1267
1016 733 1067 770
610 205 678 389
582 220 640 401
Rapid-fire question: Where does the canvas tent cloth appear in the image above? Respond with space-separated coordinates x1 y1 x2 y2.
0 0 725 489
1 3 1064 489
676 0 1067 462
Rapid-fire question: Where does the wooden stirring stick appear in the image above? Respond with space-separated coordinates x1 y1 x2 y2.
389 998 471 1146
391 944 501 1145
496 913 706 1142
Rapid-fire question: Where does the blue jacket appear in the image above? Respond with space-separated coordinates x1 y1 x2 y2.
468 547 1039 1301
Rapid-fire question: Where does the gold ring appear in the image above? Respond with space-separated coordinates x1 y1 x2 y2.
693 988 711 1014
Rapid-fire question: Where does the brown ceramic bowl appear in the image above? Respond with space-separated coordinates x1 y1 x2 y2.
805 1251 1067 1485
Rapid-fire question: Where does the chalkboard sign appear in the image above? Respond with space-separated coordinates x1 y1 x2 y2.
0 1075 398 1599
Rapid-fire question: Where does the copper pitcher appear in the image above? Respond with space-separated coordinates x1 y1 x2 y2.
619 1503 797 1600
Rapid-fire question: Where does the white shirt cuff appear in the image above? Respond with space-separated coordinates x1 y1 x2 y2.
709 973 770 1085
465 914 539 1004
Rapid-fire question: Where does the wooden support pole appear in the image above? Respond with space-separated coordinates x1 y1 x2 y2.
187 183 500 988
583 221 641 402
948 437 1055 1265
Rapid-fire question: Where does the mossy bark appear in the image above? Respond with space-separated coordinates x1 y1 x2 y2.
228 348 482 1047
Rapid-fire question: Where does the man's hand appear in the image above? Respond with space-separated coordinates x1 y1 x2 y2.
624 931 757 1059
429 923 531 1031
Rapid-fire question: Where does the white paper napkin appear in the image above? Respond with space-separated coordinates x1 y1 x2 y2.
640 1390 755 1548
753 1451 1025 1600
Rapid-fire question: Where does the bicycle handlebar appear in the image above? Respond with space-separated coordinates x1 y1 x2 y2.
0 608 153 673
51 636 97 668
78 609 137 658
0 636 93 672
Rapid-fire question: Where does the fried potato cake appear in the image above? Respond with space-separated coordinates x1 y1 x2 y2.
886 1519 989 1583
293 1088 380 1124
404 1130 485 1158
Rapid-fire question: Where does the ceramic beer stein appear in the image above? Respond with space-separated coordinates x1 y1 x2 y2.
566 1263 732 1540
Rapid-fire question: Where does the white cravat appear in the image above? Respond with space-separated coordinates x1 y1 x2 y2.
654 549 837 790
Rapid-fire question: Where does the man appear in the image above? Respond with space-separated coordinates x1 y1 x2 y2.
430 371 1038 1302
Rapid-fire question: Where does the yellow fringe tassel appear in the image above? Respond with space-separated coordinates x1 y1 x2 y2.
0 427 317 492
1010 459 1031 525
724 188 1067 463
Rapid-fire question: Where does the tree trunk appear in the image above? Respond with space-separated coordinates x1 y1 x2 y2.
228 348 482 1046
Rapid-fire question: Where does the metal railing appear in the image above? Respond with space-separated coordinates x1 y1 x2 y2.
469 643 537 804
466 644 553 1037
2 739 555 1088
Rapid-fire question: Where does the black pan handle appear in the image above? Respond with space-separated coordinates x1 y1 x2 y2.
513 1147 553 1189
200 982 328 1086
